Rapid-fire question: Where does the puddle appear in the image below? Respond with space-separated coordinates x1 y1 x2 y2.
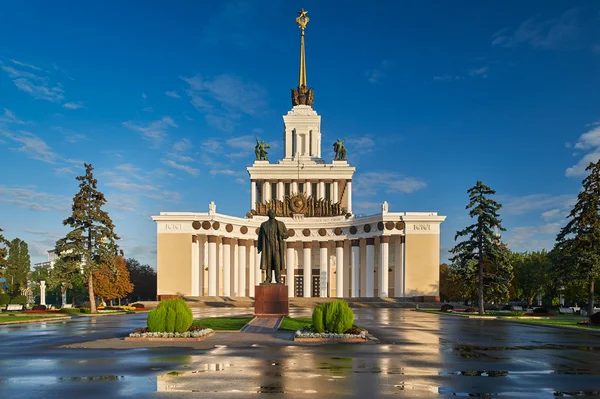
439 370 509 377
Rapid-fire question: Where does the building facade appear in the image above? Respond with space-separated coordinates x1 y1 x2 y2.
152 10 446 300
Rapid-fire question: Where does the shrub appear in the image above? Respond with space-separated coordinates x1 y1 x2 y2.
131 303 145 309
533 307 548 314
32 305 47 311
440 304 454 312
11 295 27 305
0 293 10 305
590 312 600 326
147 298 192 333
312 305 325 332
60 308 82 314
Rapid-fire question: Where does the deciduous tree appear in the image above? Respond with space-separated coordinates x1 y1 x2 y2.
56 163 122 313
6 238 31 293
555 160 600 315
94 256 133 305
0 227 9 293
449 181 508 315
125 258 157 301
513 250 552 306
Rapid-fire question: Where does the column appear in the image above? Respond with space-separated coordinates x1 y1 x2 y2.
319 242 328 298
351 240 359 298
336 241 344 298
222 238 231 296
379 236 390 298
251 180 256 209
346 180 353 213
255 240 262 285
208 236 217 296
394 236 403 297
232 240 239 296
333 181 339 203
303 242 312 297
292 181 298 195
287 243 295 297
306 180 312 197
40 280 46 305
192 236 200 296
365 238 375 297
318 181 325 199
263 181 271 202
249 241 255 297
238 240 247 297
277 181 284 201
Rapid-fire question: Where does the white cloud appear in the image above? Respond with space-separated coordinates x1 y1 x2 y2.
492 8 580 49
0 185 70 212
501 193 574 215
354 172 426 196
0 130 59 163
122 116 178 145
160 158 200 176
504 223 562 253
433 75 464 81
54 166 76 175
63 101 85 110
541 208 561 221
0 109 27 125
355 201 384 212
142 107 154 113
468 66 490 78
165 90 181 99
166 152 194 163
142 92 148 100
172 138 192 152
346 136 375 149
566 124 600 177
210 169 240 176
365 60 394 84
9 59 43 71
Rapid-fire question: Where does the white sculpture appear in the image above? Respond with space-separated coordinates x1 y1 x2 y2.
209 201 216 215
40 280 46 306
382 201 389 214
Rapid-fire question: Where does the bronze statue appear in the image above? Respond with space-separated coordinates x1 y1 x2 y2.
257 209 289 283
254 138 270 161
333 137 347 160
291 85 315 107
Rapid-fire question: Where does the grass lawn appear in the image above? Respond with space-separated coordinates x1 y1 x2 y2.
192 317 253 331
0 314 69 324
279 316 313 331
507 317 600 331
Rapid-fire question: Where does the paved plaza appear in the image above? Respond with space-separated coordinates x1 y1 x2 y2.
1 308 600 398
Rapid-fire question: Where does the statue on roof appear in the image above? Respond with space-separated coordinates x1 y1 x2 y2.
333 137 347 161
255 138 270 161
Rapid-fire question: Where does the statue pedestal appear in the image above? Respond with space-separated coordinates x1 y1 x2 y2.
254 284 289 317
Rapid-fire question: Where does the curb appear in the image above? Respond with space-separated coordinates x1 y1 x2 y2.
0 316 72 325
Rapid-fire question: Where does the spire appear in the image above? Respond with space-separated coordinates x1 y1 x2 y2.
291 9 314 108
297 8 309 87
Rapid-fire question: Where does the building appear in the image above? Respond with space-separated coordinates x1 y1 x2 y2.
33 249 59 270
152 9 446 300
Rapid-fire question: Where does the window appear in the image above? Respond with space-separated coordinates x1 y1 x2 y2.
285 183 290 197
325 183 331 201
298 182 304 194
312 183 318 198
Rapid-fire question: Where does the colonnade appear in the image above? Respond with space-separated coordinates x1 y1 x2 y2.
250 179 352 213
192 235 405 298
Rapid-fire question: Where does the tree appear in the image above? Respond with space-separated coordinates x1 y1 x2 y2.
555 160 600 315
56 163 122 313
0 227 9 293
125 258 157 301
93 256 133 305
49 258 81 306
449 181 507 315
513 250 552 306
30 266 50 300
439 263 462 302
6 238 31 293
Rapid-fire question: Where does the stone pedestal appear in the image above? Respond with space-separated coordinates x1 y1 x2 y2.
254 284 289 316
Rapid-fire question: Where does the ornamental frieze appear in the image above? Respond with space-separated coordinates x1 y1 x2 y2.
247 192 347 218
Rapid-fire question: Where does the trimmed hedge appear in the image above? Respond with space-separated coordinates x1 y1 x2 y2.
311 300 354 334
0 293 10 305
32 305 47 311
147 298 193 333
11 295 27 305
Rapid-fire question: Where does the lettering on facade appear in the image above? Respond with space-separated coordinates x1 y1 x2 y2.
165 223 183 230
413 224 431 231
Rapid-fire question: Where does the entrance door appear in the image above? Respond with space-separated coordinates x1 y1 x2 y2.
294 276 303 297
312 276 320 297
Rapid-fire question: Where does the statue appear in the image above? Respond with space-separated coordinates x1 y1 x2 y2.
254 138 270 161
257 209 289 283
208 201 216 215
306 88 314 107
291 85 315 107
291 88 299 105
333 137 347 161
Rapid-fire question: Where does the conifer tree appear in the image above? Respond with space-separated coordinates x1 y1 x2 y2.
56 163 122 313
6 238 31 293
0 228 8 293
555 160 600 316
449 181 507 315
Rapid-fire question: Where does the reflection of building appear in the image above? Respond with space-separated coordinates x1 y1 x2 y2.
152 10 446 300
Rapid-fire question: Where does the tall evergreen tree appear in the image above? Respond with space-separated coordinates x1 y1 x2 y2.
6 238 31 293
0 227 8 270
56 163 122 313
555 160 600 316
449 181 507 315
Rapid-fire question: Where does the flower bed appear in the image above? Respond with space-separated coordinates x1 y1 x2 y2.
293 327 368 343
125 326 214 341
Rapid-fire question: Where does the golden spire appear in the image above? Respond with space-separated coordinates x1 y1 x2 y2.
296 8 309 88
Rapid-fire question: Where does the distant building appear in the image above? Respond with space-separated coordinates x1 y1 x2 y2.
33 249 85 271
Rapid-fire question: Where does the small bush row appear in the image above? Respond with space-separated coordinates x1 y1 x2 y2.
0 294 27 305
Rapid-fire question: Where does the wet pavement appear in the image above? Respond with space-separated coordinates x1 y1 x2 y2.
1 308 600 398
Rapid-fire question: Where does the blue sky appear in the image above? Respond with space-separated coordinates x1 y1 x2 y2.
0 1 599 268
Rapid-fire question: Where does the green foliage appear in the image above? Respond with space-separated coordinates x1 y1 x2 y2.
554 160 600 316
146 298 193 333
11 295 27 305
0 293 10 305
56 163 122 314
313 300 355 334
449 181 511 314
312 305 325 332
147 306 167 332
125 258 157 301
6 238 31 293
513 250 552 305
439 263 462 301
0 227 8 271
60 308 82 314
